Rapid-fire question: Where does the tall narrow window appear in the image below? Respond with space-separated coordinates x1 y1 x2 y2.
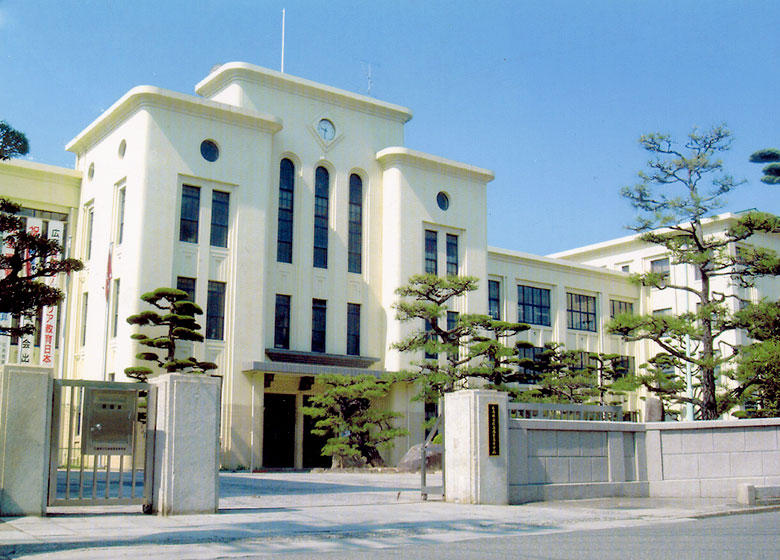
567 292 597 332
206 281 226 340
347 303 360 355
446 311 459 359
177 277 196 302
517 285 551 326
210 190 229 247
488 280 501 320
424 320 437 359
311 299 327 352
348 174 363 274
86 207 94 259
111 279 120 338
446 234 458 276
277 158 295 263
80 293 89 346
313 167 329 268
180 185 200 243
274 294 291 349
117 187 126 244
424 230 437 275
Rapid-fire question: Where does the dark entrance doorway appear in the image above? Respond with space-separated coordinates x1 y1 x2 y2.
263 393 296 468
302 396 331 468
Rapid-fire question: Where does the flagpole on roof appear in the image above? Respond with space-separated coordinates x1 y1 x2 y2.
281 9 286 73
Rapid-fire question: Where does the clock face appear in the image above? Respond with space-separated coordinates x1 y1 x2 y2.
317 119 336 141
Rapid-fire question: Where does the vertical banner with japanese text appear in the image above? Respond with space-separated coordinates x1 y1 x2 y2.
40 220 64 366
17 218 43 364
0 230 14 363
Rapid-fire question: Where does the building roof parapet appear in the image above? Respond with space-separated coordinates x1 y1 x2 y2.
488 245 632 279
376 147 494 184
195 62 413 124
66 86 283 155
0 159 82 181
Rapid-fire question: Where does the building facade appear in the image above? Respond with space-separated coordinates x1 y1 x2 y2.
2 63 778 468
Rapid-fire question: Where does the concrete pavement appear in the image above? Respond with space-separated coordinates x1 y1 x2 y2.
1 471 777 559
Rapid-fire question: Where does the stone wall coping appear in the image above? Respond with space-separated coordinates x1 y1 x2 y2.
509 417 780 433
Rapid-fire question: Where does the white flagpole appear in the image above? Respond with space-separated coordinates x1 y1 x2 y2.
281 9 286 73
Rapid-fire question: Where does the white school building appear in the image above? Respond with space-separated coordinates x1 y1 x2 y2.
1 63 778 469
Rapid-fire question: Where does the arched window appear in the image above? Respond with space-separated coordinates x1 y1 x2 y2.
313 166 329 268
277 158 295 263
348 174 363 274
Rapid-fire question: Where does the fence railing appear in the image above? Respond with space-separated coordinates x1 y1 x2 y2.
508 402 624 422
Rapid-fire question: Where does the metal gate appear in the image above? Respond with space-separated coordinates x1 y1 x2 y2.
47 379 157 511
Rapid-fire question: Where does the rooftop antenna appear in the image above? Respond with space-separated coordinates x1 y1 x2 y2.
361 60 379 96
281 9 286 73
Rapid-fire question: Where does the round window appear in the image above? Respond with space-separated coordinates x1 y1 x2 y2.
87 162 95 180
436 191 450 211
200 139 219 162
118 139 126 159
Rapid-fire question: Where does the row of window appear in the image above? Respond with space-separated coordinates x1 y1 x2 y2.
490 281 635 333
274 295 361 356
517 346 635 383
424 230 459 275
276 160 364 274
179 186 230 248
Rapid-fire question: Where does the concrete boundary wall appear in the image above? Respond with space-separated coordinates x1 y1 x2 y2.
509 416 780 503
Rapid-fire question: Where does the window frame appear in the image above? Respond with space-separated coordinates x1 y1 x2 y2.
277 158 295 263
517 285 551 327
313 167 329 269
347 174 363 274
610 299 634 318
176 277 196 303
488 280 501 320
446 234 458 276
206 281 226 340
210 190 230 248
311 298 327 353
567 292 597 332
179 185 200 244
424 230 437 275
274 294 291 349
347 303 360 355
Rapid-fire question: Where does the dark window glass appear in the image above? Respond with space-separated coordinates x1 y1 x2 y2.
424 319 437 359
312 299 327 352
177 277 196 302
210 191 229 247
650 257 670 280
274 294 291 349
567 293 597 332
488 280 501 320
313 167 329 268
348 174 362 274
517 345 544 383
436 192 449 211
425 230 437 275
117 188 125 244
446 311 458 359
86 208 94 259
200 140 219 162
277 158 294 263
206 281 226 340
180 185 200 243
610 300 634 318
347 303 360 355
613 355 635 377
80 293 89 346
446 234 458 276
517 285 551 327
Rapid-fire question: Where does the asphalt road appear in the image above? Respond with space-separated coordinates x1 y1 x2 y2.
270 510 780 560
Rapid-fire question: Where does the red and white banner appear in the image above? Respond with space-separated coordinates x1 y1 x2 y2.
40 220 64 366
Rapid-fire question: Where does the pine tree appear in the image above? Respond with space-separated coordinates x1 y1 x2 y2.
610 125 780 419
124 287 216 381
301 373 408 467
749 148 780 185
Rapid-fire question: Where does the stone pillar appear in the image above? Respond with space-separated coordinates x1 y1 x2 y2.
150 373 221 515
444 389 508 505
0 365 53 516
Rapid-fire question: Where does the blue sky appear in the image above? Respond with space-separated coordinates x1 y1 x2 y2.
1 1 778 255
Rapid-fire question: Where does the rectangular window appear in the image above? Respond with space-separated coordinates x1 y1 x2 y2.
117 187 126 244
347 303 360 355
424 230 437 275
274 294 291 349
111 279 120 338
517 345 544 383
446 311 458 359
312 299 327 353
210 190 229 248
80 293 89 347
488 280 501 320
613 355 635 377
277 159 295 263
180 185 200 243
176 277 196 302
610 300 634 318
517 285 551 327
86 207 94 259
567 293 597 332
650 257 670 280
206 281 225 340
313 167 329 268
424 320 437 360
446 234 458 276
347 174 362 274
